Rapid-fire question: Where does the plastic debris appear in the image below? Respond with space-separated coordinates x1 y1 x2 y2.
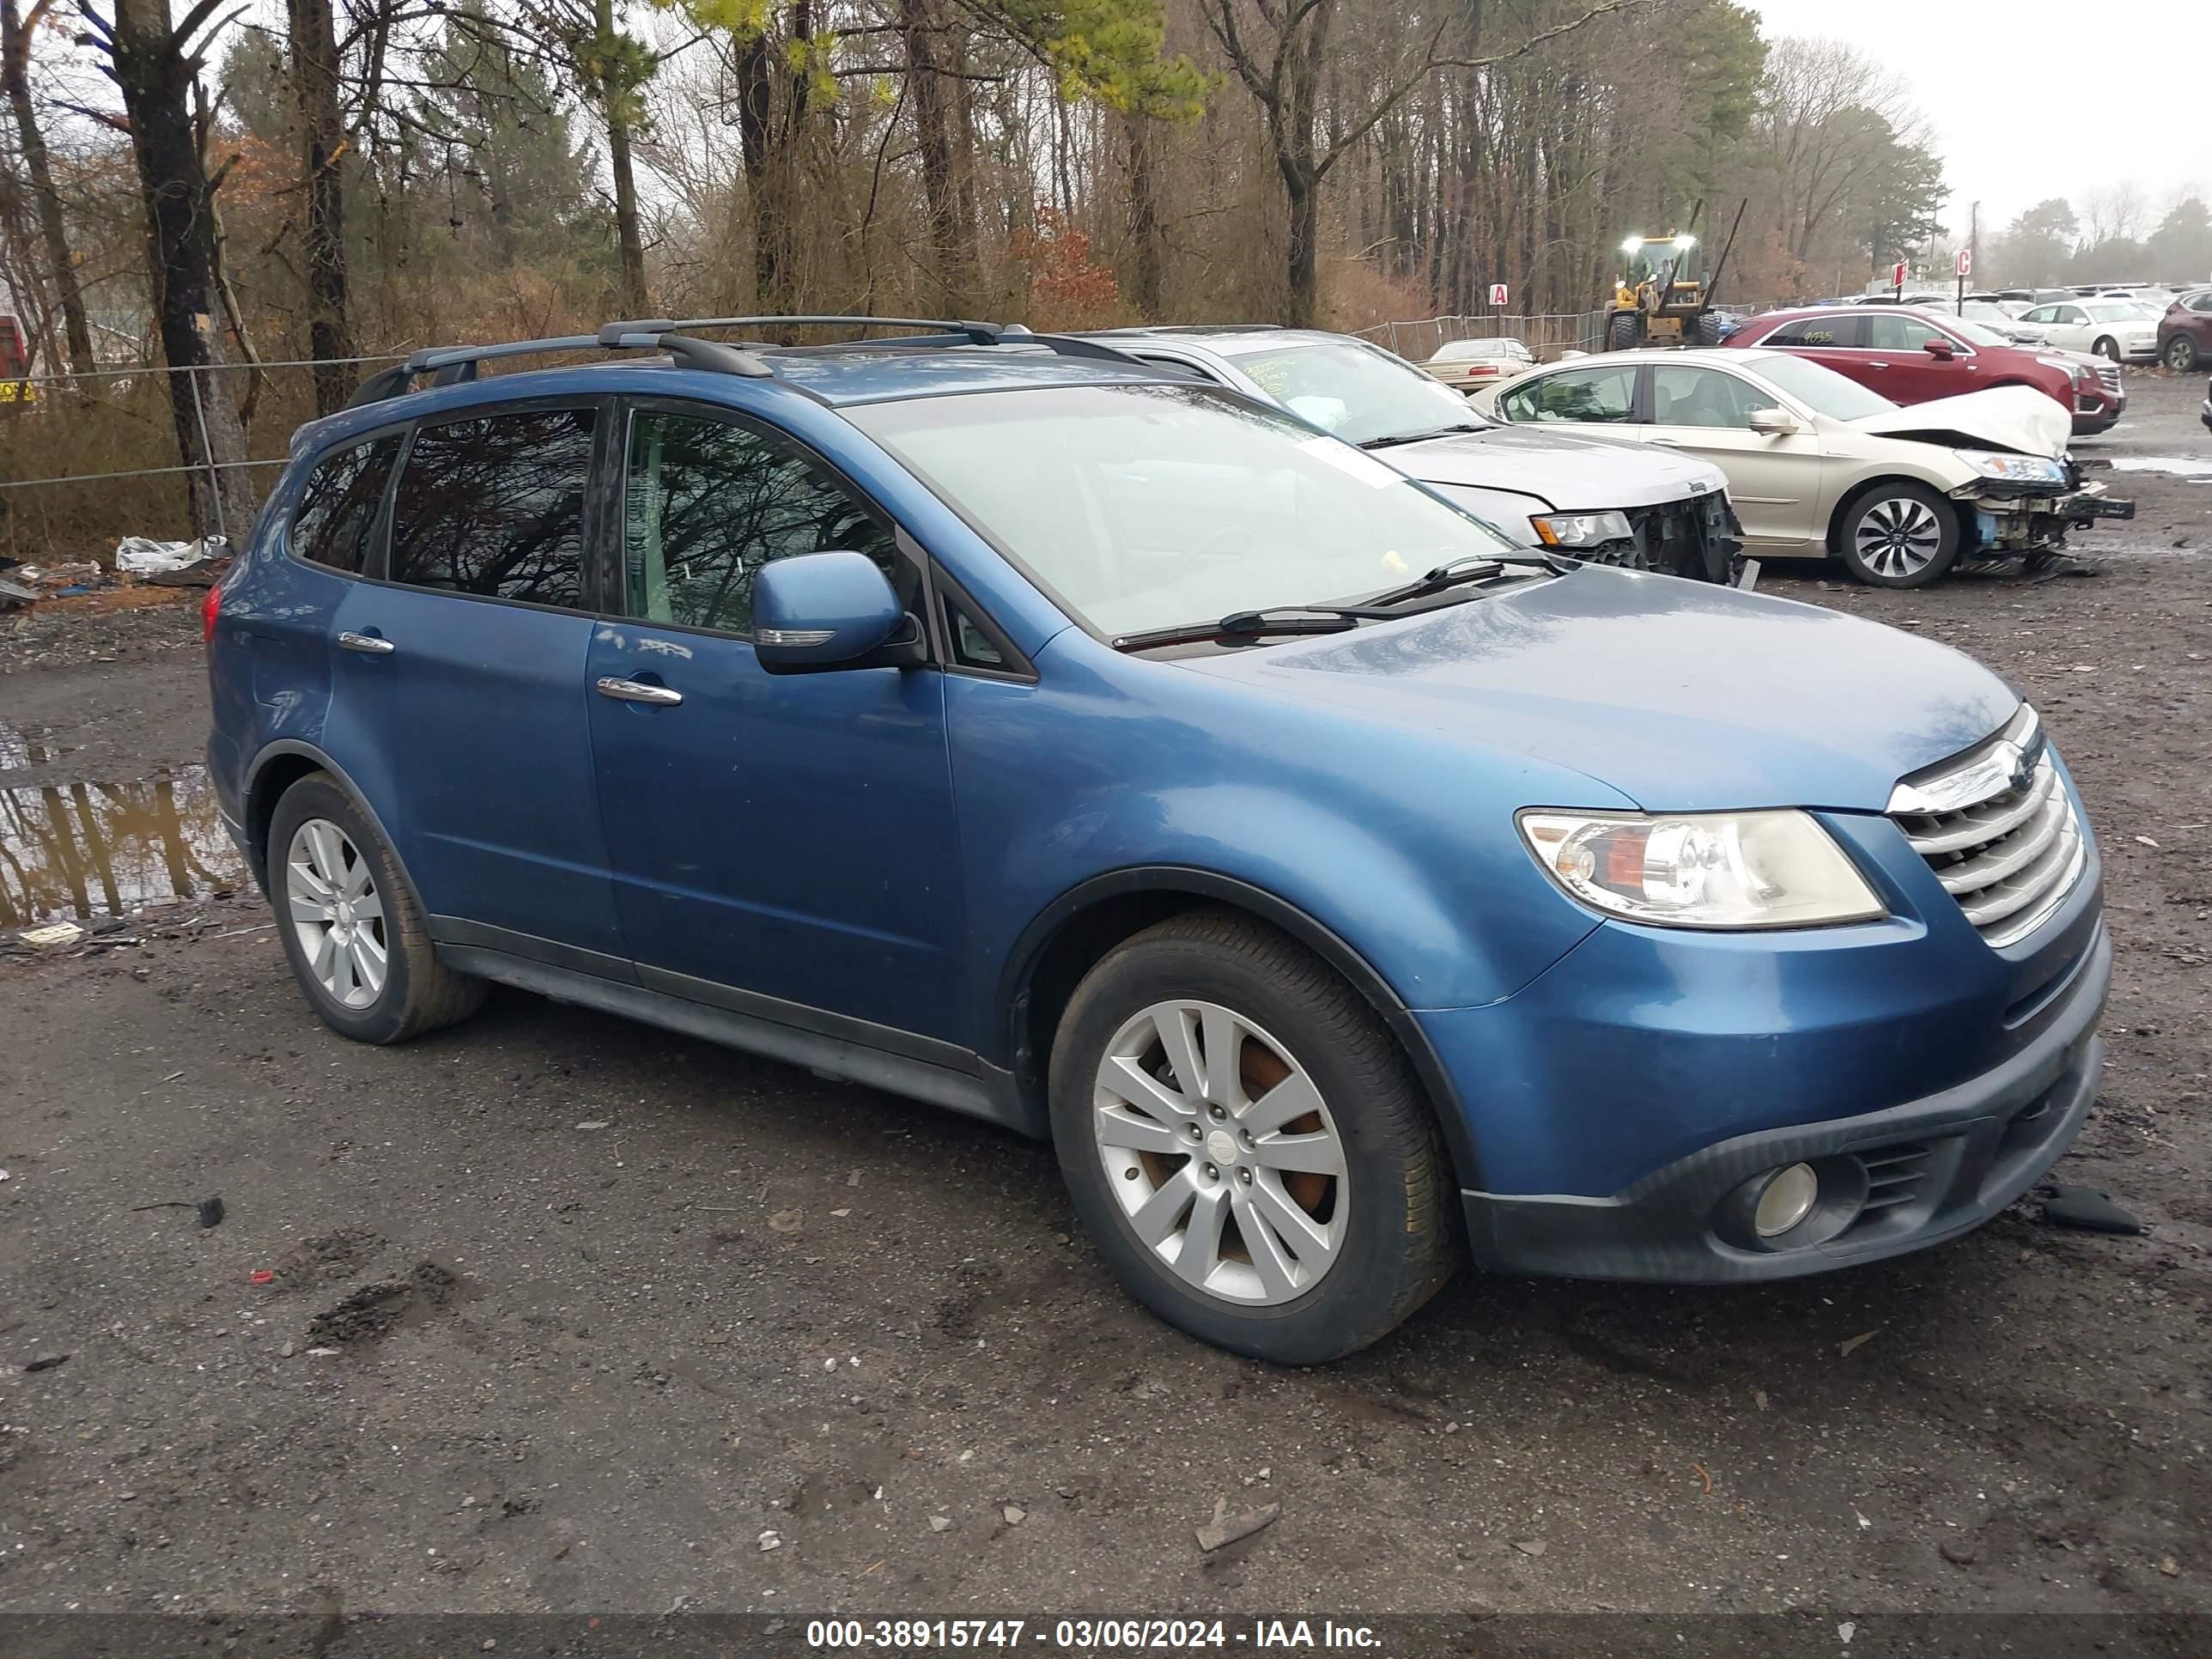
1838 1329 1878 1358
20 922 83 949
2038 1184 2144 1235
1197 1498 1280 1553
115 535 224 576
250 1270 275 1285
21 1353 70 1373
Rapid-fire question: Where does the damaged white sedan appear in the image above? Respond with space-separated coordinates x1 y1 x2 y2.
1472 347 2134 587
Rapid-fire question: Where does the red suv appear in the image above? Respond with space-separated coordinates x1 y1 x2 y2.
2157 289 2212 372
1724 305 2122 435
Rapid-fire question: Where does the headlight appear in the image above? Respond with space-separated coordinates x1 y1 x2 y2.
1517 809 1887 929
1961 451 2068 484
1529 509 1632 548
2037 356 2085 385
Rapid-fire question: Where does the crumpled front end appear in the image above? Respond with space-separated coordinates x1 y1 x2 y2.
1954 461 2134 560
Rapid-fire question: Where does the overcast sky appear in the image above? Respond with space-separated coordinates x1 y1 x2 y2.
1741 0 2209 235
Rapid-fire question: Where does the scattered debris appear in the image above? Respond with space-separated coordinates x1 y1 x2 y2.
2038 1184 2144 1235
1196 1498 1280 1553
250 1270 275 1285
927 1516 951 1533
572 1121 611 1132
1854 1508 1872 1530
1690 1462 1712 1496
1838 1622 1855 1645
279 1340 296 1358
305 1261 460 1346
0 1170 9 1182
830 1207 852 1218
1838 1329 1879 1358
757 1529 781 1553
1753 1388 1769 1413
160 1069 185 1083
1940 1538 1978 1566
2135 836 2160 849
2160 1556 2180 1577
306 1346 341 1358
115 536 224 577
20 922 82 950
769 1210 804 1234
0 577 33 611
1510 1539 1548 1559
198 1196 224 1228
1001 1504 1025 1526
21 1352 69 1373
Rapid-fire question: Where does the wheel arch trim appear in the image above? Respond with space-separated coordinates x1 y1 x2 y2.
999 866 1485 1188
243 740 423 910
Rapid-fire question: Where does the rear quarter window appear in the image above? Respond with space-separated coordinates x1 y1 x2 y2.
289 436 402 575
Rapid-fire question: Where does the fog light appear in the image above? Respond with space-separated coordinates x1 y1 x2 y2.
1753 1163 1820 1237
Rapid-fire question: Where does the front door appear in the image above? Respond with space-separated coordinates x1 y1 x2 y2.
1643 362 1826 549
326 401 623 962
584 401 966 1043
1863 313 1976 404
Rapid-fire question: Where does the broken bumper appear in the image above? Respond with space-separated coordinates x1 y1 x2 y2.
1954 483 2134 555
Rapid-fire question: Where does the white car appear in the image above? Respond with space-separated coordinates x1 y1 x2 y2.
1467 346 2132 587
1956 301 2051 345
1083 326 1744 581
1421 336 1536 392
2016 299 2160 362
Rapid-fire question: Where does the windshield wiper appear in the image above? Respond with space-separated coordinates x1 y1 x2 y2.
1111 606 1378 653
1361 551 1574 609
1358 422 1491 451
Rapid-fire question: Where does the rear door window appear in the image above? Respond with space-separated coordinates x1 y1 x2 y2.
388 406 597 608
289 435 401 575
1499 364 1638 423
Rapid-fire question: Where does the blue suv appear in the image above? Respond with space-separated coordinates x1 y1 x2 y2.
205 317 2109 1364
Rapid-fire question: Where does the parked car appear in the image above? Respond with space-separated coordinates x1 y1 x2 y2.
204 315 2111 1364
2156 288 2212 370
2014 299 2160 362
1081 325 1742 581
2203 374 2211 431
1956 300 2050 344
1469 347 2131 586
1723 305 2124 435
1421 335 1536 391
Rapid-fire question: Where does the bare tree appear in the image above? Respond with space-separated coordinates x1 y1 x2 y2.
2 0 94 373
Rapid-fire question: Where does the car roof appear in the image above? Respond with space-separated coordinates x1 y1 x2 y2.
1515 346 1790 369
1085 325 1350 358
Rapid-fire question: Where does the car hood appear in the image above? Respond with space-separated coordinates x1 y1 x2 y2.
1178 568 2016 812
1849 385 2069 458
1386 424 1729 510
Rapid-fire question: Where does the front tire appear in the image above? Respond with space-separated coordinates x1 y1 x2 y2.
1048 910 1456 1364
2166 336 2200 372
268 775 485 1044
1607 312 1642 351
1833 480 1960 588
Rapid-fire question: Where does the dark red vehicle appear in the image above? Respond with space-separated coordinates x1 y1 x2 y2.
1724 305 2122 436
2156 288 2212 372
0 314 33 410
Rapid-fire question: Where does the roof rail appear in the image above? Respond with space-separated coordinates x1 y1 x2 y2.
343 328 775 410
1091 324 1285 337
600 314 1143 367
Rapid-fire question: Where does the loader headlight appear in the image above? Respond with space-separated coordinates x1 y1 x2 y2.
1961 452 2067 484
1529 509 1633 548
1517 810 1887 929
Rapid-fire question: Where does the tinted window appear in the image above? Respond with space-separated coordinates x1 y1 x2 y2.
1500 364 1638 423
1650 366 1770 428
290 436 400 575
942 592 1009 672
1866 313 1954 351
389 408 594 606
623 410 902 635
2188 294 2212 313
1763 316 1861 348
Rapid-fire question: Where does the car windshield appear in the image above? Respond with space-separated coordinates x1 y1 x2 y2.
1939 315 2016 348
848 383 1524 640
1212 338 1483 447
1749 353 1898 420
1960 304 2019 326
2085 303 2151 322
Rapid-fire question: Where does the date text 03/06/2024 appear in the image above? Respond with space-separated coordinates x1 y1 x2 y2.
804 1620 1383 1650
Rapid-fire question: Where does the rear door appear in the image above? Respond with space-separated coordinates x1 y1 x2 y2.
322 400 623 964
1642 362 1825 548
1756 314 1868 386
584 399 966 1042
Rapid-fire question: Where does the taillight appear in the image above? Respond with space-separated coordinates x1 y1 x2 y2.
201 581 222 645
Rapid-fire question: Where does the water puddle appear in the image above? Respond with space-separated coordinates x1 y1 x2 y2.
2106 455 2212 479
0 766 249 927
0 717 79 770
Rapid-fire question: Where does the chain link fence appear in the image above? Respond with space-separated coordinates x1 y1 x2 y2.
1354 311 1607 363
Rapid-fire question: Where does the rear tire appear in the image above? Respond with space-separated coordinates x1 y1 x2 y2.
1695 311 1726 348
268 775 486 1045
1607 312 1642 352
1048 909 1456 1364
1833 480 1960 589
2093 336 2120 363
2166 336 2200 372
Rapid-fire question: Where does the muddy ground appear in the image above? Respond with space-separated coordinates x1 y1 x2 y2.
1 372 2209 1630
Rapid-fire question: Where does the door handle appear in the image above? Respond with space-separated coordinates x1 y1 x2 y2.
1867 361 1891 368
338 631 395 654
1648 437 1683 447
596 677 684 706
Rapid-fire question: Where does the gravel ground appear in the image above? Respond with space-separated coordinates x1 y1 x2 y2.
1 372 2209 1629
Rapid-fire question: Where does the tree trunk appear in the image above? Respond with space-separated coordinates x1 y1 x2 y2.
1123 112 1162 319
900 0 972 301
596 0 648 315
109 0 252 539
733 30 787 311
1282 167 1319 327
286 0 352 413
1 0 94 375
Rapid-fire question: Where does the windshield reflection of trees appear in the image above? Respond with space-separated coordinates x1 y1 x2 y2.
0 765 246 926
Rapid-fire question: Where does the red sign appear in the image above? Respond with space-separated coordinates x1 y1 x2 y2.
1489 283 1510 307
1956 248 1972 278
1892 261 1908 290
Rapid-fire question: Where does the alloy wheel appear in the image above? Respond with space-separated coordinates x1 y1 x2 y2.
1854 496 1943 580
1091 1000 1348 1306
285 817 388 1009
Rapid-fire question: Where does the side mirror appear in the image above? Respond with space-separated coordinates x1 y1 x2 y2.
751 550 921 675
1747 406 1800 436
1923 337 1957 359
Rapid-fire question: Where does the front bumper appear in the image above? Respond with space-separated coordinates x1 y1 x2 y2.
1460 922 2107 1281
1577 493 1743 584
1958 481 2134 556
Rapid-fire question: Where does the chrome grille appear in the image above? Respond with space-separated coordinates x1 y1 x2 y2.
1889 707 2086 947
2093 362 2123 396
